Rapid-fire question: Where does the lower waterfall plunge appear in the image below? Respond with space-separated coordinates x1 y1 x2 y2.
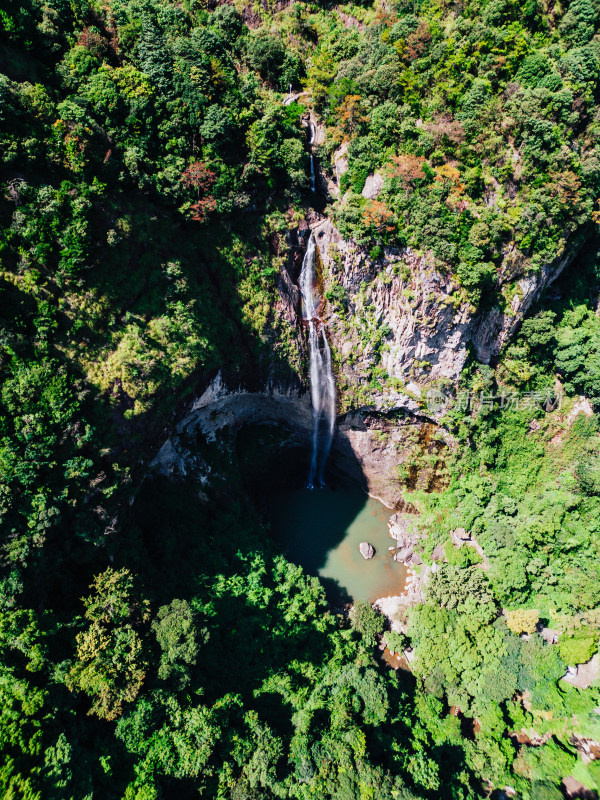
299 233 336 488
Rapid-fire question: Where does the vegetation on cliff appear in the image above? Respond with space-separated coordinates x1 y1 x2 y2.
300 0 600 305
1 0 600 798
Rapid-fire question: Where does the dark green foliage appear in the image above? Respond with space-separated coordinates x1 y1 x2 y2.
152 598 206 685
349 600 384 645
302 0 598 295
245 31 289 87
555 306 600 400
530 781 564 800
503 252 600 404
405 285 600 791
1 0 600 797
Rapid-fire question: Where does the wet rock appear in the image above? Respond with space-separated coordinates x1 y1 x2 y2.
359 541 375 559
152 372 314 482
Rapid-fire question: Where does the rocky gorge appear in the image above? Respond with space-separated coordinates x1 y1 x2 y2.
148 194 590 633
146 104 596 635
7 0 600 794
152 191 588 515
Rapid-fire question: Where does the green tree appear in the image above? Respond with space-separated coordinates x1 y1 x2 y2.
245 32 286 86
152 598 206 686
558 631 597 666
349 602 384 646
67 568 150 721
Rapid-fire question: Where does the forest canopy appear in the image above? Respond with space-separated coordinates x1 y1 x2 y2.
1 0 600 798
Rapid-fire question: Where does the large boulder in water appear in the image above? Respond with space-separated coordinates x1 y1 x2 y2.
359 541 375 559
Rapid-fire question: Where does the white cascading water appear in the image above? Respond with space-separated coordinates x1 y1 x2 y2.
299 233 336 488
308 123 316 192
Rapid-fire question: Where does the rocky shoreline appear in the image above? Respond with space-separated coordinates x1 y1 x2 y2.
372 512 433 640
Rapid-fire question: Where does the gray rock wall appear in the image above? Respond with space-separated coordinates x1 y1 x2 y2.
152 216 586 510
311 217 585 410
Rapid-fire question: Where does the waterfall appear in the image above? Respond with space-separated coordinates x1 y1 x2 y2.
299 233 336 488
308 123 316 192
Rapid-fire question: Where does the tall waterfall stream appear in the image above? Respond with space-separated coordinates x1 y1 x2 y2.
299 233 335 488
263 125 406 606
308 123 316 192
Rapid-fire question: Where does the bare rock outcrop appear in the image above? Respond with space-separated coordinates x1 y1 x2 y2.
451 528 489 567
310 217 586 412
152 373 314 483
362 172 383 199
334 411 430 507
311 217 473 410
152 215 587 511
470 241 586 363
152 373 432 507
389 513 423 565
562 653 600 690
359 542 375 559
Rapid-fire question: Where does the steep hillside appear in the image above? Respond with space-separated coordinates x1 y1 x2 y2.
1 0 600 799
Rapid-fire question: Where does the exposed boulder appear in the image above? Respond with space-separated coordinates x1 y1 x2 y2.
153 215 586 512
374 595 406 631
540 627 559 645
451 527 471 544
431 544 447 562
333 141 348 180
389 513 423 565
362 172 383 199
359 541 375 559
373 564 432 638
569 735 600 763
152 373 438 508
470 239 587 363
562 654 600 690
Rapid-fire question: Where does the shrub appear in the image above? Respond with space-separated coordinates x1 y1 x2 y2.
349 602 384 646
505 609 540 635
558 631 597 666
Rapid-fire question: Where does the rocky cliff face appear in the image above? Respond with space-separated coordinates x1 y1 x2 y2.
311 215 585 413
312 217 468 411
151 369 442 508
151 209 584 510
469 240 586 362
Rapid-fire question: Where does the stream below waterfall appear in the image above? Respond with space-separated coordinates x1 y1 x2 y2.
265 486 407 604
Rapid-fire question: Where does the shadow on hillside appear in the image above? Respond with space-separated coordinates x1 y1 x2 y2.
15 190 307 612
236 420 379 603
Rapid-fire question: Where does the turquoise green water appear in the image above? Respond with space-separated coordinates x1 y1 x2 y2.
266 487 406 604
